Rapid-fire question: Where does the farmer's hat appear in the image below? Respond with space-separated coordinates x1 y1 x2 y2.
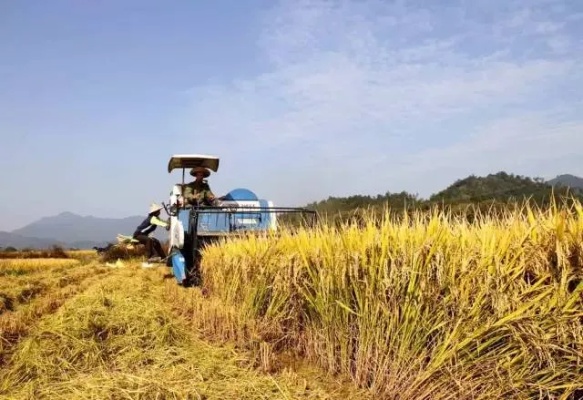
149 202 163 215
190 166 211 177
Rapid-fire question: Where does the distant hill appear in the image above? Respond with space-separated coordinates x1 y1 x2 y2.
3 212 167 249
428 171 556 203
307 171 583 218
11 212 144 244
547 174 583 191
0 231 65 250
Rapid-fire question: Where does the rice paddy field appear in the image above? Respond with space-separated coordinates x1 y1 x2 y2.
1 200 582 399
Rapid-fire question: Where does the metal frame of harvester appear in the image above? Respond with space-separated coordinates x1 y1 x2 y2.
163 154 317 286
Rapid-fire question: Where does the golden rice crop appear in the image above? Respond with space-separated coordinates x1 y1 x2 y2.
0 246 70 260
66 249 98 262
0 260 107 359
66 250 95 257
1 263 370 399
197 200 583 399
0 259 80 276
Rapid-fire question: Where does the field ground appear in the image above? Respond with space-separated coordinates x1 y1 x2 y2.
0 255 371 400
1 202 583 399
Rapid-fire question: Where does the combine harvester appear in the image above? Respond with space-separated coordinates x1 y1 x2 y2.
163 154 317 286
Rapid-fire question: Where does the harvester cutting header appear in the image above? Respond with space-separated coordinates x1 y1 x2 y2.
163 154 316 286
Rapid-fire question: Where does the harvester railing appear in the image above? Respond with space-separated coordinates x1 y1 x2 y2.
163 202 319 232
190 205 318 231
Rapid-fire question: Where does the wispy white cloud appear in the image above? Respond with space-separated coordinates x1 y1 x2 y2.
183 0 583 204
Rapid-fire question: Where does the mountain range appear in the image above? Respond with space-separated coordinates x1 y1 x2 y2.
547 174 583 191
0 212 166 250
1 173 582 249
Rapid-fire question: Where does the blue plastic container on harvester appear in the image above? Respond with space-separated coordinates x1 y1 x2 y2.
171 251 186 284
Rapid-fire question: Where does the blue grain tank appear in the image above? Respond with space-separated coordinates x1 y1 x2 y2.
177 187 277 236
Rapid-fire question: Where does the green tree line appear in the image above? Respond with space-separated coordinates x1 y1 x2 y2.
297 172 583 225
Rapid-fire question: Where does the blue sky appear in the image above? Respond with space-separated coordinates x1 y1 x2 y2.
1 0 582 230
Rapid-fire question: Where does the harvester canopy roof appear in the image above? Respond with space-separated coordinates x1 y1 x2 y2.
167 154 220 173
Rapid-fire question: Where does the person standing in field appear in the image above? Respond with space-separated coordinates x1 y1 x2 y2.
181 166 220 206
132 203 169 262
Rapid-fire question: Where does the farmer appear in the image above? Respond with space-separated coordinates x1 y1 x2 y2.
132 202 170 262
181 166 220 206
